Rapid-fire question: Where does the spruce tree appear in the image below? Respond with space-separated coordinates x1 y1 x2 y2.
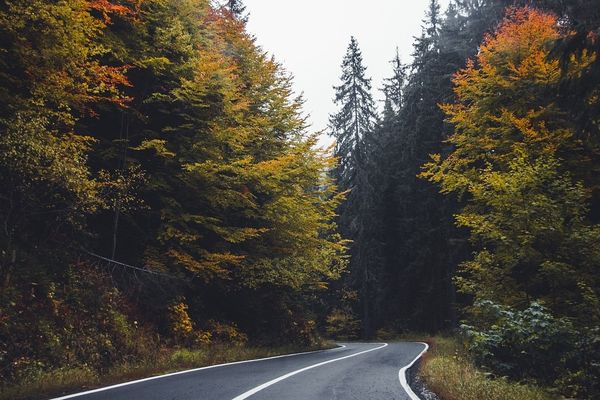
329 36 378 190
382 48 406 114
227 0 248 22
329 36 380 337
374 0 474 332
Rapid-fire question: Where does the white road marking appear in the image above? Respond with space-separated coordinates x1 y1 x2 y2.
231 342 389 400
49 345 346 400
398 342 429 400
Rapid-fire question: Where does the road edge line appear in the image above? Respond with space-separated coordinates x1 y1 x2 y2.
49 344 346 400
398 342 429 400
231 342 389 400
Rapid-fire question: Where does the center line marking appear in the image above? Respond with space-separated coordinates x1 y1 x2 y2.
231 342 389 400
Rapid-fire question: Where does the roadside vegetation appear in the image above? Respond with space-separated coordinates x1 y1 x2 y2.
1 0 599 399
419 336 557 400
330 1 599 398
0 341 334 400
0 0 344 398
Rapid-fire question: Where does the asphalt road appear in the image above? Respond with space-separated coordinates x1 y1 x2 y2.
52 342 427 400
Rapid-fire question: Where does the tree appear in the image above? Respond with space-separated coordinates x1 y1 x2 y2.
92 1 348 340
329 36 378 190
550 1 600 222
328 36 380 337
421 9 600 395
373 0 465 333
422 6 600 327
382 48 407 114
226 0 247 22
0 0 348 384
0 0 141 384
0 0 132 273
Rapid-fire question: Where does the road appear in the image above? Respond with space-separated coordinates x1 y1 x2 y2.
51 342 428 400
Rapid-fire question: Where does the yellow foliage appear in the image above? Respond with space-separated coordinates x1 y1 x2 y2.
206 320 248 346
421 7 600 319
168 301 194 341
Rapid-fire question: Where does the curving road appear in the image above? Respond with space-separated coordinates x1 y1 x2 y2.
51 342 427 400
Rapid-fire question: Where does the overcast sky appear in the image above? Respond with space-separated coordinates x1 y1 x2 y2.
243 0 451 142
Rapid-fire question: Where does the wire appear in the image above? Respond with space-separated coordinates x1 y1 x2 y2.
81 249 176 279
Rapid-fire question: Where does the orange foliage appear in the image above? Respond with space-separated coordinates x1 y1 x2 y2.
424 6 585 191
481 6 559 56
88 0 139 23
453 6 562 103
87 64 133 109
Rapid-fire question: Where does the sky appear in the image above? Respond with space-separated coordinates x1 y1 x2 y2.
243 0 451 143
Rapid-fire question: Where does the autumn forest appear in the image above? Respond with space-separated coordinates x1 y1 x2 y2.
0 0 599 399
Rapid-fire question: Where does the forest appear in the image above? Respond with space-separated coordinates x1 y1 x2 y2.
330 0 599 398
0 0 598 399
0 0 346 397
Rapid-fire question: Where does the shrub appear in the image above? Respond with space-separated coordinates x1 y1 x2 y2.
463 301 600 398
294 319 319 347
169 349 208 367
167 299 213 346
205 320 247 346
167 300 195 344
0 263 158 385
325 309 360 339
421 346 555 400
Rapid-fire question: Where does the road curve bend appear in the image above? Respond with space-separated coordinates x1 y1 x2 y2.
50 342 427 400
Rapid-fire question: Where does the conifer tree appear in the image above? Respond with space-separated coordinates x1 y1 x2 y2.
382 49 406 114
329 36 380 337
370 0 503 333
227 0 247 22
329 36 378 190
380 0 461 332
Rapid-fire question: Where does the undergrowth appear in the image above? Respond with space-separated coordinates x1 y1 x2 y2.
419 336 558 400
0 342 335 400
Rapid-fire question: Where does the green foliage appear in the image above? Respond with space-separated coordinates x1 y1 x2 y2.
355 0 469 335
169 348 208 367
325 309 361 340
421 336 557 400
464 302 577 380
0 263 157 384
205 320 247 346
419 6 600 398
0 0 347 392
451 153 600 323
0 113 99 237
119 3 347 289
0 366 99 400
422 7 600 323
463 301 600 398
330 36 378 189
329 36 385 338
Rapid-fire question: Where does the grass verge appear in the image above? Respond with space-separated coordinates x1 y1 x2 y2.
418 336 558 400
0 342 336 400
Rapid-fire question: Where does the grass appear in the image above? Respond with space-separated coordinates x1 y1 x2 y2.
418 336 559 400
4 334 559 400
0 342 336 400
0 367 101 400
